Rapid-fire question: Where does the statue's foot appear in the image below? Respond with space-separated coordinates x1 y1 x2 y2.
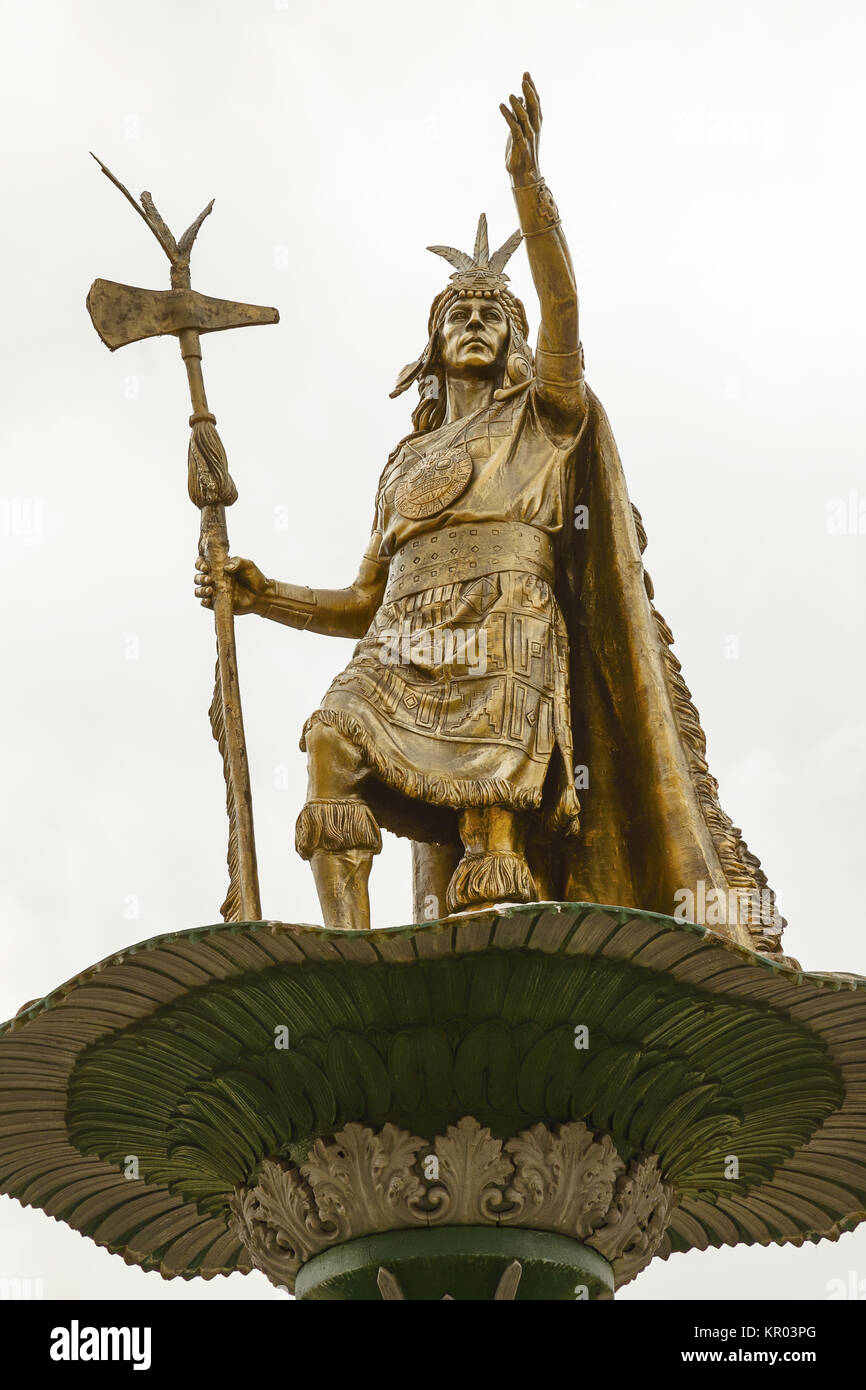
446 850 536 914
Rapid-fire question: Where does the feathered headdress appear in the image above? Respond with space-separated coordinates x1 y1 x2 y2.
391 214 529 402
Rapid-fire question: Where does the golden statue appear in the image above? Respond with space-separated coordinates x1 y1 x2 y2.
194 74 783 957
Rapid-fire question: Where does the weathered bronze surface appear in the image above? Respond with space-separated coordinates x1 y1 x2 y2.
194 74 783 956
1 73 856 1306
87 155 280 922
86 279 278 351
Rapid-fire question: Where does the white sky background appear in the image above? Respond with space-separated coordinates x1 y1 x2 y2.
1 0 865 1301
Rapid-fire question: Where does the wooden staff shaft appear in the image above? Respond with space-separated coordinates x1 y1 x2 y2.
179 326 262 921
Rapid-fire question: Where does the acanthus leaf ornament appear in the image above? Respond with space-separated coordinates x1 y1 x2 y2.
230 1116 677 1295
300 1121 429 1234
425 1117 515 1224
501 1121 623 1237
589 1154 677 1282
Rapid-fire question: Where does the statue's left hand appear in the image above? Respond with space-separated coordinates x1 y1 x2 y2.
500 72 542 188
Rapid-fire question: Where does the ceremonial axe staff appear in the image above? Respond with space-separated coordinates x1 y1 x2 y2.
86 155 279 922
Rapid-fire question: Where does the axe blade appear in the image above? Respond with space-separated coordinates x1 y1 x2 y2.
86 279 279 351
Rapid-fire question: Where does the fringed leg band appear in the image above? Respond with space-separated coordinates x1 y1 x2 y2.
295 797 382 862
446 851 537 914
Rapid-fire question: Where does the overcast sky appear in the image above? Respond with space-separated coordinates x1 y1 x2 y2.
1 0 865 1301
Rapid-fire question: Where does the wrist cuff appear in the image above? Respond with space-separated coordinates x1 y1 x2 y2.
512 178 562 237
264 581 317 627
535 343 585 386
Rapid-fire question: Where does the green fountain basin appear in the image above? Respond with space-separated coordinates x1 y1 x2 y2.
1 903 864 1297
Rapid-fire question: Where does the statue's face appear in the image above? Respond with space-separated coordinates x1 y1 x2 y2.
439 296 509 375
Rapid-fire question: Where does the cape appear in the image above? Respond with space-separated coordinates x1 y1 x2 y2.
410 386 784 957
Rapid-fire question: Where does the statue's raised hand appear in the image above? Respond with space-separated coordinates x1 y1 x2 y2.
500 72 542 188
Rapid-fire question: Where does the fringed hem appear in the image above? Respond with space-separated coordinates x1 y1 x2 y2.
301 708 543 813
295 797 382 861
446 851 537 913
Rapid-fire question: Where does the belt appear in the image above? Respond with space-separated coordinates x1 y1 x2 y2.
382 520 555 604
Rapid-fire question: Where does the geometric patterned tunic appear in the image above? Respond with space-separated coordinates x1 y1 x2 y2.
303 385 584 836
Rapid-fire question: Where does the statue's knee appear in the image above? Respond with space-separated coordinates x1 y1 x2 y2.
305 719 350 767
304 718 367 798
304 719 337 766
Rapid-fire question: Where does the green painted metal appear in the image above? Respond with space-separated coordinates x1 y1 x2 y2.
294 1226 614 1301
2 903 863 1285
66 944 841 1218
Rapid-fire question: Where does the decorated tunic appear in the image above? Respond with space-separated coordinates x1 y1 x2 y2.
303 383 586 838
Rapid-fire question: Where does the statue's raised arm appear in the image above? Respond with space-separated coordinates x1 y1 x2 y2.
500 73 585 426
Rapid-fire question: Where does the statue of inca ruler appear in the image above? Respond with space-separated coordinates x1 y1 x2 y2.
195 73 783 957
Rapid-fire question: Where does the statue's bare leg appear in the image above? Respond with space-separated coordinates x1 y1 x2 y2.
446 806 537 913
295 721 381 930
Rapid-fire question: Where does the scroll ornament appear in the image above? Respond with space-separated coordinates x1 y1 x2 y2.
230 1116 676 1292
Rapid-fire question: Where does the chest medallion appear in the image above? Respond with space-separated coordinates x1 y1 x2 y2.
394 443 473 520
